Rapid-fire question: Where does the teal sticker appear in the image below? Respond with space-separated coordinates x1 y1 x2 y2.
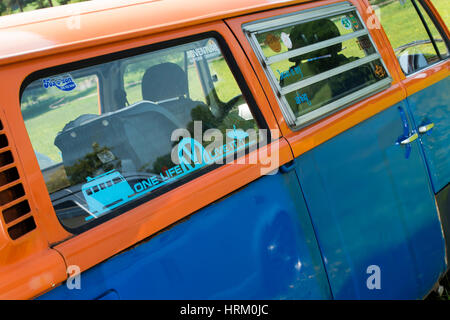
277 65 303 81
341 17 352 30
295 92 312 106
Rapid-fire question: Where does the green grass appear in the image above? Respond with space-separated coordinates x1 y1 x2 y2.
1 0 89 16
24 91 99 162
430 0 449 30
376 0 447 56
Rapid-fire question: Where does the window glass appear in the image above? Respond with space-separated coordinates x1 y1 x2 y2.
430 0 449 30
21 74 100 168
246 6 390 127
209 58 242 103
369 0 448 75
21 37 261 232
416 0 448 57
255 12 364 59
124 51 208 105
270 35 377 88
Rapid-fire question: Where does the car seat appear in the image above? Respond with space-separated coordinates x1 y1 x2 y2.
141 62 206 128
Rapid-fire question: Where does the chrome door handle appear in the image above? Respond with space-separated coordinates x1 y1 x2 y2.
418 123 434 133
400 132 418 144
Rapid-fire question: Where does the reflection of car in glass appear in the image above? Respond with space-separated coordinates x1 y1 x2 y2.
395 39 445 74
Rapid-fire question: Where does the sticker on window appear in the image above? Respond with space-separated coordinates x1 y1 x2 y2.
280 32 293 49
42 74 77 91
186 41 220 62
82 126 257 221
264 33 282 53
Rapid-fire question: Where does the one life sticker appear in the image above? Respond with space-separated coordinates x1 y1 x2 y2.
43 74 77 92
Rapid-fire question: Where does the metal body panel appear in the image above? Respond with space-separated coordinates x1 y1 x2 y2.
293 102 446 299
405 77 450 193
39 171 331 299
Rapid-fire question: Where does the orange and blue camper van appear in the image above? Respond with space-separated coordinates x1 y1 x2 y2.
0 0 448 299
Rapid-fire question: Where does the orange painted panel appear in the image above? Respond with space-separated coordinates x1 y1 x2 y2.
284 84 405 157
402 60 450 96
0 249 67 300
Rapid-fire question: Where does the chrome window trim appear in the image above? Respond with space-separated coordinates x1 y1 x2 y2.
243 2 353 33
280 53 381 95
243 2 393 128
294 77 392 127
266 29 369 65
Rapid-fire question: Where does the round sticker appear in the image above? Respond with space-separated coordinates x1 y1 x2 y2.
264 34 281 52
375 64 386 78
341 17 352 30
280 32 292 49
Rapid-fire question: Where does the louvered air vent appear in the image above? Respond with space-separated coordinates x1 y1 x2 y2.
0 120 36 240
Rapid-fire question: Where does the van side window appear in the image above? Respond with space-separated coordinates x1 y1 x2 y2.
368 0 449 75
123 51 208 105
415 0 448 57
20 36 261 232
429 0 449 30
245 2 391 128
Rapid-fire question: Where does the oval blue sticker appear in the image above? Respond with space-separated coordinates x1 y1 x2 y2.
42 74 77 91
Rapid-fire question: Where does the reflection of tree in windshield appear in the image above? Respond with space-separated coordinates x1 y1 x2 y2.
65 143 120 185
45 165 70 194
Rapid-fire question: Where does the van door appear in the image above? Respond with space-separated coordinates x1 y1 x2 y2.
292 102 445 299
367 0 450 265
368 0 449 197
227 0 446 299
406 76 449 193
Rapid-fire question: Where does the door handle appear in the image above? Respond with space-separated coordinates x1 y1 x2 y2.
279 160 296 173
400 132 418 145
418 123 434 133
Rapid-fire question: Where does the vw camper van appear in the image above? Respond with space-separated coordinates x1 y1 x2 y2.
0 0 448 299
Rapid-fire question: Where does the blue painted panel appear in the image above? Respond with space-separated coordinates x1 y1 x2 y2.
39 171 331 300
406 77 450 193
294 102 446 299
